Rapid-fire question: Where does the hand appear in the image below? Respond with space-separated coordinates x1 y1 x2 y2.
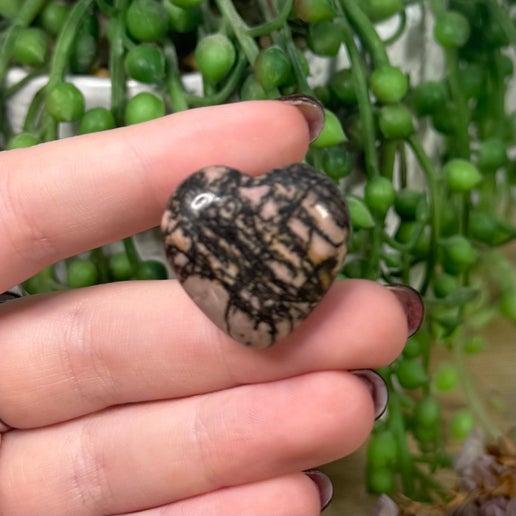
0 100 418 515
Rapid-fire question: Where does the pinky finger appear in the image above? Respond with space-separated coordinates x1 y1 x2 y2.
120 472 331 516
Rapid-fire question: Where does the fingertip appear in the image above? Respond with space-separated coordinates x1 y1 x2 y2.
385 284 424 337
144 100 312 179
304 469 334 512
342 280 410 364
277 94 325 143
291 371 377 458
292 279 407 369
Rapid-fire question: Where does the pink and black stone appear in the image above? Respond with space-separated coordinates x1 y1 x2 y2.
161 163 350 348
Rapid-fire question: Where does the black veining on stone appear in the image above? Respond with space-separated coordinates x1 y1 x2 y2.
161 163 349 347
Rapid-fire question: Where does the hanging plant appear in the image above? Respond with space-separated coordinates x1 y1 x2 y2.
1 0 514 512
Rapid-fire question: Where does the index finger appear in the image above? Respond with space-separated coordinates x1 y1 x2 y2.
0 100 312 291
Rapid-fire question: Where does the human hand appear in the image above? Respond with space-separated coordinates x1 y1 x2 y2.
0 99 421 515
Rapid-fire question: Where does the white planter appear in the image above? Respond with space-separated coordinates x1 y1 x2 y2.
6 68 204 136
5 70 205 266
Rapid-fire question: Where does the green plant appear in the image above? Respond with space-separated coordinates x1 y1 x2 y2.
1 0 514 510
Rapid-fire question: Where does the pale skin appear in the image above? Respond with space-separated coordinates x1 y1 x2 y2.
0 101 408 515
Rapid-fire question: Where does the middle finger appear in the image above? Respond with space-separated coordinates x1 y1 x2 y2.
0 279 408 429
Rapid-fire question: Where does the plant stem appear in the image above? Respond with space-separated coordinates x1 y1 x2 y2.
248 0 286 96
5 67 48 97
443 48 469 159
486 0 516 46
386 379 415 496
401 252 410 285
338 16 380 179
23 85 46 133
246 0 293 37
0 0 47 83
265 0 311 95
213 0 259 64
0 0 48 140
383 10 407 46
90 247 110 283
309 148 324 170
489 53 507 139
453 334 501 440
185 52 247 107
407 135 440 295
423 288 478 307
367 224 382 278
338 0 390 67
40 0 94 140
109 0 130 126
383 221 426 252
282 31 312 95
167 70 189 112
95 0 116 17
14 0 47 23
164 41 189 112
380 141 398 180
46 0 95 90
399 141 408 187
123 237 141 274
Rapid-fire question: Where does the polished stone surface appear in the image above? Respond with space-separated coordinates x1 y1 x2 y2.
161 163 349 348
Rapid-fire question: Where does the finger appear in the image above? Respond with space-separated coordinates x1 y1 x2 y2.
121 473 322 516
0 100 310 291
0 371 373 515
0 280 409 428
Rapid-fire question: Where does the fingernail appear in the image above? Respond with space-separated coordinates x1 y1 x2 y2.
0 285 28 304
0 290 22 304
304 470 333 511
278 94 325 143
386 284 424 337
351 369 389 421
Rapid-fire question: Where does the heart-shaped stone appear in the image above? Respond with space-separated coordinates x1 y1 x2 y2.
161 163 349 348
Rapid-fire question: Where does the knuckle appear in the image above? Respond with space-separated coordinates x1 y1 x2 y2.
0 159 58 272
70 420 113 513
191 395 235 488
57 298 116 413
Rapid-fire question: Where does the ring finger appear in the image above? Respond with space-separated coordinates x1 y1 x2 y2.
123 473 328 516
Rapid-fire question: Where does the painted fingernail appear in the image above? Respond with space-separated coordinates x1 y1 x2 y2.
0 290 22 304
351 369 389 420
386 284 424 337
304 469 333 511
278 94 325 143
0 285 27 305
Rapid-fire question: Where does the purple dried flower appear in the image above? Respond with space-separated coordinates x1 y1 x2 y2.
371 494 399 516
505 497 516 516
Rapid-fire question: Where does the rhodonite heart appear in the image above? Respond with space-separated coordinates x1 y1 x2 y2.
161 163 350 348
